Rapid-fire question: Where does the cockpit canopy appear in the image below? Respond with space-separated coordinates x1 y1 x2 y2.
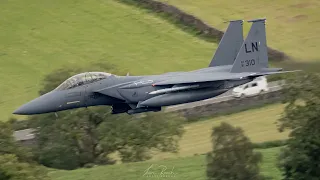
55 72 112 90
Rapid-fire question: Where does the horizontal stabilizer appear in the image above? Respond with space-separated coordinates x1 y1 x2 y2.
251 70 302 77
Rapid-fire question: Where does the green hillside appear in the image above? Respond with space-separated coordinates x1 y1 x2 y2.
159 0 320 61
0 1 307 179
0 0 217 120
175 104 287 156
151 103 288 160
49 147 283 180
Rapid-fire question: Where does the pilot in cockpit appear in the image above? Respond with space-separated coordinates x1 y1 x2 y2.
55 72 112 90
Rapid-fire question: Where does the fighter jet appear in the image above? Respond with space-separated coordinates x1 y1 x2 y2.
13 18 298 115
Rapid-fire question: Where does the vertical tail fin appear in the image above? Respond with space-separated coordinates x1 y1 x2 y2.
209 20 243 67
230 18 268 73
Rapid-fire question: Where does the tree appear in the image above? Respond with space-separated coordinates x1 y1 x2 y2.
277 72 320 180
0 154 49 180
0 121 33 163
33 107 185 169
29 64 185 170
98 112 185 162
7 117 34 131
0 122 49 180
206 122 263 180
33 108 115 170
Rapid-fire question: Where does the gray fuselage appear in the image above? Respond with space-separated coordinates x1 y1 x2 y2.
13 65 252 115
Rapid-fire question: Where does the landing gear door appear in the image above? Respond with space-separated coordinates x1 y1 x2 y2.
224 81 234 89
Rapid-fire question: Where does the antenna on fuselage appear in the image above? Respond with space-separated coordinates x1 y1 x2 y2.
126 72 130 76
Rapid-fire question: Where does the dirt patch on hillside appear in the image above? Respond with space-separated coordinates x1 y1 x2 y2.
290 2 314 8
287 14 308 22
293 14 308 20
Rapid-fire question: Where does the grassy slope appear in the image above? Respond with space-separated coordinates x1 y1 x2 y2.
152 103 288 160
0 0 217 121
49 147 283 180
1 1 290 179
159 0 320 61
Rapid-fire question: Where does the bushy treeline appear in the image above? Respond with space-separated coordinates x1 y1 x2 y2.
276 72 320 179
253 140 288 149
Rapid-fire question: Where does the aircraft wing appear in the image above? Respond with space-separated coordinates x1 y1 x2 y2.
153 72 254 86
153 70 300 86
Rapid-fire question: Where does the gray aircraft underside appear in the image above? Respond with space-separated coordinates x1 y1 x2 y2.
13 18 299 115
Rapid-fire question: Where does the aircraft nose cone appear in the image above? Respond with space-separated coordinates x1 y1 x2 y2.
13 101 43 115
13 92 57 115
13 104 32 115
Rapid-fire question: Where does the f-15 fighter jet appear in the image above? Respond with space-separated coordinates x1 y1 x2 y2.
13 18 298 115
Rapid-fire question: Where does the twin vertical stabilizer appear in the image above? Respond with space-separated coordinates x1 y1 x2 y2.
209 20 244 67
230 18 268 73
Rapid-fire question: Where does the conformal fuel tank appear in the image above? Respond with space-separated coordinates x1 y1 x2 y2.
138 88 228 107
